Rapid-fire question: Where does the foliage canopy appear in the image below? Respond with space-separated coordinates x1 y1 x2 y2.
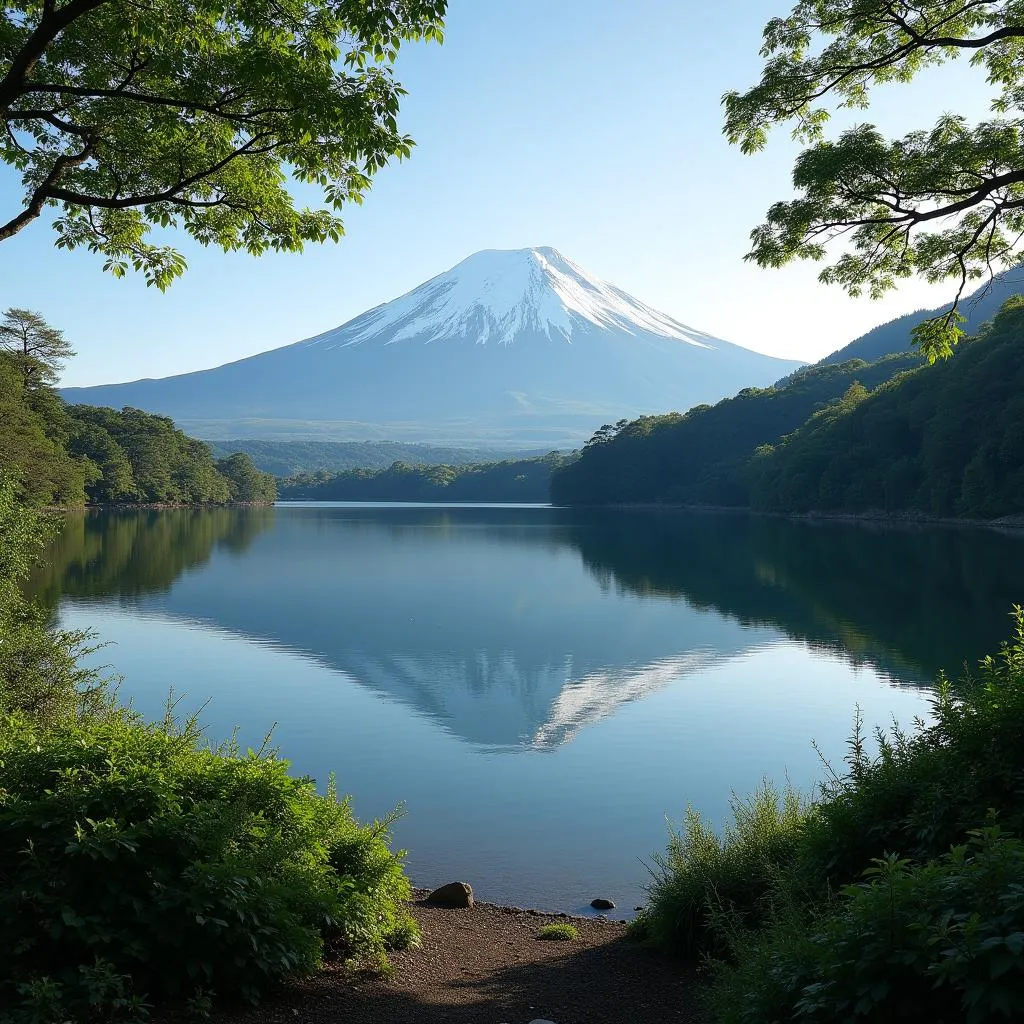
0 0 445 286
0 307 74 385
726 1 1024 358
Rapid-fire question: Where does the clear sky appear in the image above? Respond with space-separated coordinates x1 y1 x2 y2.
0 0 999 387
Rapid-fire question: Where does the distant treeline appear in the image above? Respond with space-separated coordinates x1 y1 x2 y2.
1 352 276 507
552 298 1024 520
279 453 570 503
207 438 548 477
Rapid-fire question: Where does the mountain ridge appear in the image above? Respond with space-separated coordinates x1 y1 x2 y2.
61 247 804 446
821 266 1024 365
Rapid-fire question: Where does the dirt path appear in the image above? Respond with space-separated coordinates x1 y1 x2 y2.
213 896 700 1024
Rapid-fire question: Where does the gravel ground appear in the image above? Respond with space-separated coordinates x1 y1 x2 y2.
206 894 700 1024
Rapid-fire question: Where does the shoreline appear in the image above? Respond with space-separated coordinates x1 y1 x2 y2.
197 892 696 1024
584 501 1024 532
45 501 276 511
409 888 634 923
45 499 1024 530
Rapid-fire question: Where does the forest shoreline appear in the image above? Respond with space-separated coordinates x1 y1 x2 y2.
51 497 1024 532
585 501 1024 532
45 500 276 511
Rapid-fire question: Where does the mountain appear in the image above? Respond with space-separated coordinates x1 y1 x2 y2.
822 266 1024 365
61 247 804 446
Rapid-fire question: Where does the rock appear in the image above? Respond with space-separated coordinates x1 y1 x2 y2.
425 881 474 908
590 897 615 910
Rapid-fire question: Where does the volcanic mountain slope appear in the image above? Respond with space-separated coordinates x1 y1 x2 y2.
62 247 805 445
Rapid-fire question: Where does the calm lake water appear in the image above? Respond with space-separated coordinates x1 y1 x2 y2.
30 504 1024 915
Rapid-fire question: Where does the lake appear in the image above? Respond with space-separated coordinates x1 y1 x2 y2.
29 504 1024 916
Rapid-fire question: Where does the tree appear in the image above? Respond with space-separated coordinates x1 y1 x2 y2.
1 0 446 288
214 451 277 503
0 352 87 504
726 1 1024 358
0 308 74 384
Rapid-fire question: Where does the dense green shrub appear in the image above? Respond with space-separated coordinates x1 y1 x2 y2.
0 711 417 1022
0 476 111 727
632 783 808 958
798 611 1024 888
639 610 1024 1022
638 609 1024 962
707 824 1024 1024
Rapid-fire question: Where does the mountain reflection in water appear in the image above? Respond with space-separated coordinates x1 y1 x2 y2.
30 505 1024 750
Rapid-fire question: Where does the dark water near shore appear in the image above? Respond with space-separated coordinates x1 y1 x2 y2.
30 505 1024 914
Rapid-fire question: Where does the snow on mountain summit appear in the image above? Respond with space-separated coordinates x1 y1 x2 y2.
309 246 719 350
61 244 806 446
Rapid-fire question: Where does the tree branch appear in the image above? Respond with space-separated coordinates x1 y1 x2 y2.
42 135 277 209
21 82 298 122
0 0 110 111
0 140 94 241
6 108 93 136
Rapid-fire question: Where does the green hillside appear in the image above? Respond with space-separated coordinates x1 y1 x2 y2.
280 453 569 503
550 353 921 506
206 439 548 477
821 267 1024 365
751 299 1024 519
0 352 276 507
553 299 1024 522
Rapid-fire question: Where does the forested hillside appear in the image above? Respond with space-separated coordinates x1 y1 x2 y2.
280 454 568 503
750 299 1024 518
550 353 921 506
0 352 276 507
821 267 1024 365
552 299 1024 521
206 439 546 476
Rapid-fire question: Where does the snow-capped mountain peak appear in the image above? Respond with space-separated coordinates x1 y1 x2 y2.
61 244 806 447
308 246 719 350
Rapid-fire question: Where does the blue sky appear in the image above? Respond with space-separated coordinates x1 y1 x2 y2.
0 0 998 386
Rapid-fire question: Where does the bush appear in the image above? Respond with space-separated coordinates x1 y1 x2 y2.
0 710 417 1022
630 782 808 958
0 474 113 728
638 609 1024 969
797 615 1024 886
638 610 1024 1022
537 922 579 941
706 823 1024 1024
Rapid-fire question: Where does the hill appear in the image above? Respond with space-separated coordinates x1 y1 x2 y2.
206 439 550 477
279 454 568 503
550 353 921 506
0 352 275 507
750 299 1024 519
822 266 1024 364
61 247 803 447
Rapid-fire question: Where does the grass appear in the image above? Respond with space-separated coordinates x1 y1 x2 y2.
537 922 579 941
